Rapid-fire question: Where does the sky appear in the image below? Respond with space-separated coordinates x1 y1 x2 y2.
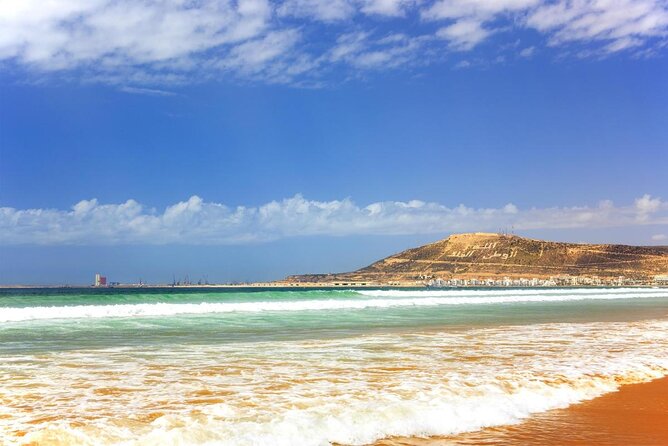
1 0 667 285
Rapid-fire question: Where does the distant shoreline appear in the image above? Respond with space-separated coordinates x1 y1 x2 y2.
1 283 667 290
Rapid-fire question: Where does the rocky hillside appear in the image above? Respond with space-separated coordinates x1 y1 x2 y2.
286 233 668 283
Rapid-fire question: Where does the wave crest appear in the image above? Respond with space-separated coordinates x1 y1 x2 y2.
1 288 666 322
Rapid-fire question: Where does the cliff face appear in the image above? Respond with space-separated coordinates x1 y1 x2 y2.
287 233 668 283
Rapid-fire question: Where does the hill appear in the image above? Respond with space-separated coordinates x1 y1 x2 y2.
285 233 668 285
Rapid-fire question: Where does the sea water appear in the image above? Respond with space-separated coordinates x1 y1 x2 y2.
1 287 667 445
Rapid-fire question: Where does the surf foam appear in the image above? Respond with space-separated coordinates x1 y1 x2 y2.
3 320 668 446
1 288 667 322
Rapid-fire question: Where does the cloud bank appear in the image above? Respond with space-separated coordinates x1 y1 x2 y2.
1 0 666 85
1 194 666 245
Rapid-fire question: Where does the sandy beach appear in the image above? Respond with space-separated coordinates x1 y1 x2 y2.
373 377 668 446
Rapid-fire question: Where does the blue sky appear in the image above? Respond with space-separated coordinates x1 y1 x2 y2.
1 0 667 284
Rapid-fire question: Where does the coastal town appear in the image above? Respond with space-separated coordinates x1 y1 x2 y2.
424 274 668 288
277 274 668 288
87 273 668 289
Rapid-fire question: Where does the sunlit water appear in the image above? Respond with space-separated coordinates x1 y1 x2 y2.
1 287 667 445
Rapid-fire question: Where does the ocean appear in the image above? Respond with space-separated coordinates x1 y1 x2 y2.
1 287 667 445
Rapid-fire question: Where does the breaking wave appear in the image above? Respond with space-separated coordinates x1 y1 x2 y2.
4 320 668 446
1 287 666 322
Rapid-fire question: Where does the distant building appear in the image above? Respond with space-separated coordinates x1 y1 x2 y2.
94 273 107 287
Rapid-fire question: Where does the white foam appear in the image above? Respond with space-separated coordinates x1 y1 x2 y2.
20 377 644 446
1 288 666 322
357 287 667 298
3 319 668 445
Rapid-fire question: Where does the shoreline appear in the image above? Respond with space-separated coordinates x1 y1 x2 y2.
371 376 668 446
2 287 667 445
1 283 667 290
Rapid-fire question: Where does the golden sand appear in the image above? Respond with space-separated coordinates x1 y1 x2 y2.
371 377 668 446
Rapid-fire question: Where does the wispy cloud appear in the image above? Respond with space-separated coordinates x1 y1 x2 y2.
118 86 178 97
328 32 427 70
519 46 536 58
436 19 491 50
0 0 666 86
278 0 356 21
1 194 666 245
527 0 668 53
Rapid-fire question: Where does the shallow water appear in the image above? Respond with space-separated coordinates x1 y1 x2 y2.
1 287 667 445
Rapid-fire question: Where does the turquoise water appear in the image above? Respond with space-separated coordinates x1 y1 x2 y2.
2 287 667 350
1 287 668 445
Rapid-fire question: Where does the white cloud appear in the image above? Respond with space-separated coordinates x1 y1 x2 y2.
0 0 272 69
503 203 519 214
635 193 663 220
0 0 667 85
278 0 355 21
1 194 666 245
220 29 302 74
427 0 668 54
436 19 491 50
359 0 414 17
424 0 539 21
519 46 535 57
425 0 539 49
526 0 668 53
278 0 413 20
328 32 425 69
454 59 472 68
329 32 370 62
119 86 178 96
652 233 667 242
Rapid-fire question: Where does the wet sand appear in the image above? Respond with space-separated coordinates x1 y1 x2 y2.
372 376 668 446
